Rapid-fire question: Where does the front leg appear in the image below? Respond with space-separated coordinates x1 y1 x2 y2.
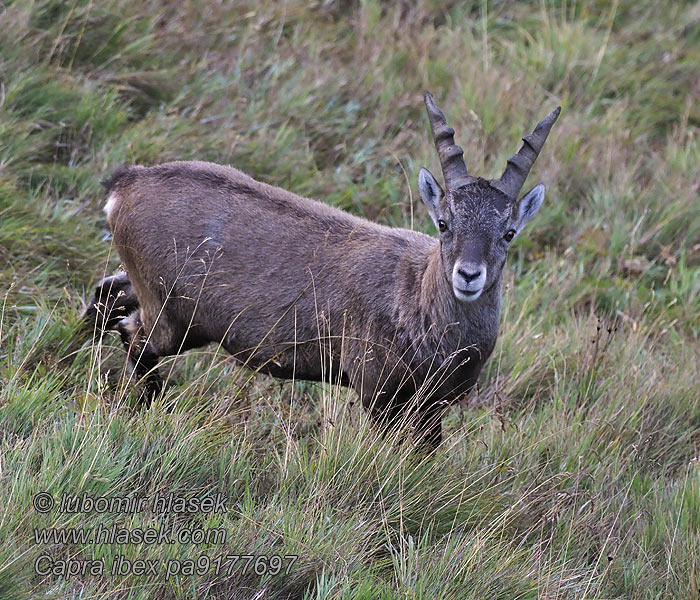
413 401 446 451
363 391 444 451
358 386 407 445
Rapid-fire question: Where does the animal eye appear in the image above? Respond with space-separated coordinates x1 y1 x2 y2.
504 229 516 242
438 219 448 232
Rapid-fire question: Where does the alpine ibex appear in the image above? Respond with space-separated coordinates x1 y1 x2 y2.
86 92 559 448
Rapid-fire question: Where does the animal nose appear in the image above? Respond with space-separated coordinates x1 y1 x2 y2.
458 268 482 283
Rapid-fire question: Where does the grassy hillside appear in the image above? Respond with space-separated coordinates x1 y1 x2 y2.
1 0 699 598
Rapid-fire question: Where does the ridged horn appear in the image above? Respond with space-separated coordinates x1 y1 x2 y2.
491 106 561 199
424 91 473 190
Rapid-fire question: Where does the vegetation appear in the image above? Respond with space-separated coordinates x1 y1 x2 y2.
1 0 699 597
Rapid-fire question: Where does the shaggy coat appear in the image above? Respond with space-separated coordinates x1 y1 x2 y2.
104 161 500 441
88 93 559 448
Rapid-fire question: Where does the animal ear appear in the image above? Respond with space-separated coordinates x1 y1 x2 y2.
514 184 545 233
418 167 444 227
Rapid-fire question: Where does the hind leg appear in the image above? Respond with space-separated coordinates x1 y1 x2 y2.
117 311 162 407
84 270 140 335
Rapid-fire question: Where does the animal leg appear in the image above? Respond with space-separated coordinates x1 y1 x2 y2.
117 312 162 407
83 270 139 335
364 395 412 445
414 402 445 450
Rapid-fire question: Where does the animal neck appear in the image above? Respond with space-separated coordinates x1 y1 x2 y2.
418 244 502 354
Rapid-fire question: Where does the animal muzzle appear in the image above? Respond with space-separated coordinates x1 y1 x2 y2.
452 262 486 302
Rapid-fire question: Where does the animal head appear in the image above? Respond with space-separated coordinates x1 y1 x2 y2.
418 92 560 302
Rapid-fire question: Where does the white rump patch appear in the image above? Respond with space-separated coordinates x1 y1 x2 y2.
104 192 119 218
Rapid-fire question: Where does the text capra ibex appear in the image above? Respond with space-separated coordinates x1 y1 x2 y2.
85 92 560 448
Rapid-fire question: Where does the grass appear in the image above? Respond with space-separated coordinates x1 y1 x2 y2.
1 0 699 598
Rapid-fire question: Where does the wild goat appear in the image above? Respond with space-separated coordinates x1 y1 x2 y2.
85 92 559 447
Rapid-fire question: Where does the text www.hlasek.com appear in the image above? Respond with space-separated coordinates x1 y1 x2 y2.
32 492 298 580
35 522 226 546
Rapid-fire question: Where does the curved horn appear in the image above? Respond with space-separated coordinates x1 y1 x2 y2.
491 106 561 199
424 91 473 190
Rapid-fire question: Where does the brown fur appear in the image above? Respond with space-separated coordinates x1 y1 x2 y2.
87 93 560 448
103 160 503 445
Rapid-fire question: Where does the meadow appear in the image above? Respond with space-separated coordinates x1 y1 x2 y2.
1 0 699 598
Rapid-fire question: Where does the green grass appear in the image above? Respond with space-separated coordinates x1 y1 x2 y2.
1 0 699 598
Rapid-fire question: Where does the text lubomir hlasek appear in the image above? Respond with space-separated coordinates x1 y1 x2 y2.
56 492 227 514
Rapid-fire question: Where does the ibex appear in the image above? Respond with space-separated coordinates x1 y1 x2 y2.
85 92 559 448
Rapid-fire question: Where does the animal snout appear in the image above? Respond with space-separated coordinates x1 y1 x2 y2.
452 262 487 302
458 268 482 283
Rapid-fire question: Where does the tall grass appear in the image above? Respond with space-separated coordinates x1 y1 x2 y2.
1 1 699 598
